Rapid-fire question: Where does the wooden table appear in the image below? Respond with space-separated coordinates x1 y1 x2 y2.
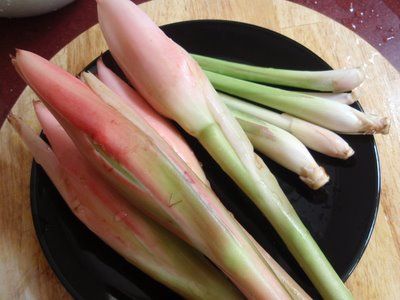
1 0 399 298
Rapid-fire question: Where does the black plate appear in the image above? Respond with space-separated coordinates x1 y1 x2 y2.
30 20 380 299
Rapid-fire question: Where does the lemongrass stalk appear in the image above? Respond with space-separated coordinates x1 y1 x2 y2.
192 54 364 92
206 71 389 134
92 66 311 300
97 1 353 299
14 49 291 300
232 109 329 189
241 229 311 300
219 92 354 159
96 59 209 185
302 92 356 105
17 107 243 300
81 72 309 299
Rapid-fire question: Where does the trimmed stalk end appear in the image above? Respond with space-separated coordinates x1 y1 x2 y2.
341 146 355 160
326 130 354 160
333 68 365 92
358 113 390 135
283 114 355 159
321 133 355 160
374 116 390 134
322 134 354 160
346 93 357 105
299 165 329 190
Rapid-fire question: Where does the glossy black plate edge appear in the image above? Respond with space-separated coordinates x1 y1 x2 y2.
28 19 382 297
340 102 381 281
341 140 381 281
169 19 337 71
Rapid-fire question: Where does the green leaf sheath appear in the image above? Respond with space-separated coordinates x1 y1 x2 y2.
192 54 362 92
204 69 324 116
204 70 390 134
197 122 353 300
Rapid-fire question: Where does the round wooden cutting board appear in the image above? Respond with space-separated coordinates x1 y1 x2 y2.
1 0 399 298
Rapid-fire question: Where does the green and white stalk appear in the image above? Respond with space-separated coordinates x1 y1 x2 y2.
97 0 354 299
192 54 365 92
206 71 389 135
232 109 329 189
220 92 354 159
302 92 356 105
93 65 311 300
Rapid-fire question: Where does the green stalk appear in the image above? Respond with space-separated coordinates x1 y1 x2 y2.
88 60 339 299
92 69 312 300
197 123 352 300
192 54 364 92
97 0 354 297
206 71 389 134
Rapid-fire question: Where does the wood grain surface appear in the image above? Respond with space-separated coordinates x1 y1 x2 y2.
1 0 399 299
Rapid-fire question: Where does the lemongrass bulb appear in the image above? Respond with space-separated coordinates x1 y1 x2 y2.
220 92 355 159
207 71 389 135
234 111 329 189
